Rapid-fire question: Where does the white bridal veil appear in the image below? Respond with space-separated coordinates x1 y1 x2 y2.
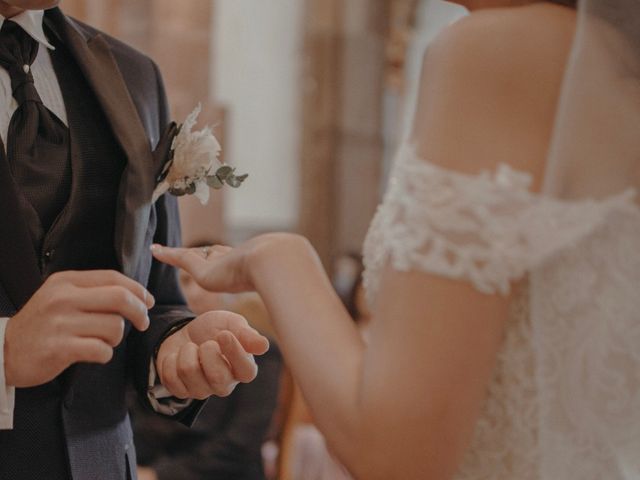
531 0 640 476
544 0 640 201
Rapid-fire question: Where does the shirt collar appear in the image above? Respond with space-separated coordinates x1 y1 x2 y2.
0 10 55 50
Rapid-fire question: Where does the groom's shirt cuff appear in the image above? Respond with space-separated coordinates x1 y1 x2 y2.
0 318 15 430
147 359 193 415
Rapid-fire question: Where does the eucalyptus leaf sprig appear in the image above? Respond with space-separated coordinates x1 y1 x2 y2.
207 165 249 190
167 164 249 197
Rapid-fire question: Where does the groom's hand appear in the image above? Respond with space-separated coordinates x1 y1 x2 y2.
156 311 269 400
5 270 154 388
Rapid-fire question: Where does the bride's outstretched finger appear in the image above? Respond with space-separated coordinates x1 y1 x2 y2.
151 243 252 292
150 244 204 271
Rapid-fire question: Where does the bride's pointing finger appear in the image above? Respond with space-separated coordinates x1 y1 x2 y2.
151 244 246 292
150 244 204 273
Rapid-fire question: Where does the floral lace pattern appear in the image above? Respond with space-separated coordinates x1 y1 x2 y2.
531 213 640 479
362 142 640 478
363 143 636 302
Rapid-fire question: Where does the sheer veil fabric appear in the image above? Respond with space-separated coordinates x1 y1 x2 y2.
362 0 640 477
533 0 640 476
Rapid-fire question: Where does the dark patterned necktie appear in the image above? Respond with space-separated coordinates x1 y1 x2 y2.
0 20 70 232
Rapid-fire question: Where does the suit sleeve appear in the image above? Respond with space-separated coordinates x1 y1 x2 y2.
129 59 204 426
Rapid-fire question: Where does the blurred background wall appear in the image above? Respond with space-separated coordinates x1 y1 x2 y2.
214 0 304 238
62 0 464 265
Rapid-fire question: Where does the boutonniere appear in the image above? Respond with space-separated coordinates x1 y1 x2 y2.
152 104 248 205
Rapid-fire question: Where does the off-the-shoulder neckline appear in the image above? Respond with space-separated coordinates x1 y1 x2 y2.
398 142 639 209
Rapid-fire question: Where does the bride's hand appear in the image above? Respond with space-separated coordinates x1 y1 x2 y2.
150 233 314 294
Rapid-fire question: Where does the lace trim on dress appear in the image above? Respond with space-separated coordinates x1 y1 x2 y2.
363 143 637 303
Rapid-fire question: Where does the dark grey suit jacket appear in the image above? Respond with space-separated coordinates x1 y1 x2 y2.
0 8 202 480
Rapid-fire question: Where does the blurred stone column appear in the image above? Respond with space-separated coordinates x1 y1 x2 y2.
61 0 116 30
336 0 388 256
298 0 388 266
297 0 343 267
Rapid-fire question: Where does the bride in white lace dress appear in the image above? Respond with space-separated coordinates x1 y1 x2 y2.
151 0 640 478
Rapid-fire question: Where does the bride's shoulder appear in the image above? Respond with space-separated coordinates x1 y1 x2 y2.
426 4 576 89
411 3 576 181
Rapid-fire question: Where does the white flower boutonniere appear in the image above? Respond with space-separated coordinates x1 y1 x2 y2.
152 104 248 205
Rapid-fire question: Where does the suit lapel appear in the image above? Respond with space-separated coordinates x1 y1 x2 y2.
45 9 156 279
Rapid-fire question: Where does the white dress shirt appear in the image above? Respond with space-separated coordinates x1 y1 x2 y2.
0 10 187 430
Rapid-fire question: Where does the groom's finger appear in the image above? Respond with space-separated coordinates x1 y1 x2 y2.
217 331 259 383
176 342 213 400
78 286 150 332
159 352 189 399
237 328 270 356
199 340 237 397
52 270 155 308
214 313 269 355
186 311 268 355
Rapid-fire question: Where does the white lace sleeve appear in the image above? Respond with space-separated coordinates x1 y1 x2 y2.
363 143 636 301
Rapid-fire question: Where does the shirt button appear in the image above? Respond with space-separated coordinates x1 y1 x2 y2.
43 249 55 263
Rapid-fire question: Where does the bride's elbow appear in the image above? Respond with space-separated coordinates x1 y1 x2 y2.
341 445 394 480
335 410 468 480
347 458 402 480
341 433 458 480
345 453 453 480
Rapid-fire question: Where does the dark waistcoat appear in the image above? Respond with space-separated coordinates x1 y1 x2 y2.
0 28 135 480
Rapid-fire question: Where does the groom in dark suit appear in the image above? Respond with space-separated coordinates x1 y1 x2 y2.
0 2 269 479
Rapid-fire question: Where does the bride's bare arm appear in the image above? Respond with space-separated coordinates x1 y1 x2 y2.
153 5 575 479
249 236 509 480
152 234 507 479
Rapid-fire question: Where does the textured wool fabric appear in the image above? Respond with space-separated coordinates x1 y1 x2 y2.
0 9 202 479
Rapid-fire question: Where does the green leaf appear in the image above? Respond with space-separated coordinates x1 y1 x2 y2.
215 165 234 180
225 173 248 188
206 175 224 189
